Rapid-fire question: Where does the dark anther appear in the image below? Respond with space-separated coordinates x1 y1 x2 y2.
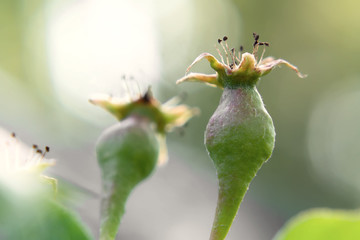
45 146 50 152
239 46 244 52
259 42 270 47
253 32 259 41
218 39 222 44
235 60 239 65
253 40 258 47
36 149 43 154
223 36 228 41
229 63 234 69
32 144 38 149
142 91 151 103
231 48 235 53
11 132 16 138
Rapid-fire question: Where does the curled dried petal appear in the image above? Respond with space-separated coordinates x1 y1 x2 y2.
176 73 222 88
186 53 228 74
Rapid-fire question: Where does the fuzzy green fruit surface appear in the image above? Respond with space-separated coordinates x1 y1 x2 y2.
96 116 159 240
206 87 275 240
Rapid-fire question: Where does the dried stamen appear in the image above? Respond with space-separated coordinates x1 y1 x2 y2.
259 42 270 47
224 37 233 66
41 146 50 159
121 76 134 101
230 48 236 65
215 43 225 64
252 33 260 56
135 80 142 98
258 42 270 65
219 36 230 66
238 45 244 61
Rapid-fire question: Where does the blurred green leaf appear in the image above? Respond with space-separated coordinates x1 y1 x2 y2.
274 208 360 240
0 184 93 240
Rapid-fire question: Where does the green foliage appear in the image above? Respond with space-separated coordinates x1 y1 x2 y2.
274 209 360 240
0 183 93 240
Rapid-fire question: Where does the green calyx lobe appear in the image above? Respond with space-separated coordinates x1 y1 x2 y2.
219 71 261 89
94 90 168 134
96 116 159 240
219 55 262 89
206 86 275 240
90 88 199 136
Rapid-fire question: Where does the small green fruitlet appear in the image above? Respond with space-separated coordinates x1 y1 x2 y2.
90 88 198 240
177 34 305 240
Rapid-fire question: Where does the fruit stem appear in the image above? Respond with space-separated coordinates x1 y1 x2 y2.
100 178 135 240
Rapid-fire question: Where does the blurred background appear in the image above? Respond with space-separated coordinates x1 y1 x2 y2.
1 0 360 239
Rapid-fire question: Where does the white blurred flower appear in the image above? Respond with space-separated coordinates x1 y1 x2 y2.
46 0 161 125
0 127 56 196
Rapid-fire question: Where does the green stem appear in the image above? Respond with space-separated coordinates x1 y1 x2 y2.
210 162 259 240
100 179 134 240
